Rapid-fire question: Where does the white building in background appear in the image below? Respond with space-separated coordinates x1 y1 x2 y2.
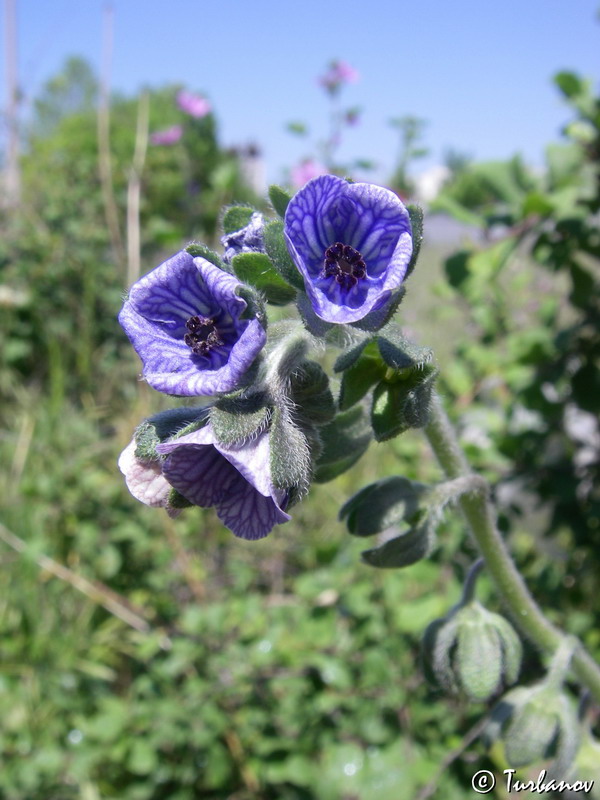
237 143 266 197
413 164 451 204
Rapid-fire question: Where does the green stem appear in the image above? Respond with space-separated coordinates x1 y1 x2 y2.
424 393 600 703
460 558 484 605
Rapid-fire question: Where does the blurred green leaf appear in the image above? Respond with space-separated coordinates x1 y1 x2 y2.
222 205 255 234
231 251 297 305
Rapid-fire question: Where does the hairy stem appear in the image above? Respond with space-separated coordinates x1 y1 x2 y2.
424 393 600 703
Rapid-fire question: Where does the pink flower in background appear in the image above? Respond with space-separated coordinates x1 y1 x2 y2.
318 60 360 93
290 159 328 189
177 90 211 118
150 125 183 146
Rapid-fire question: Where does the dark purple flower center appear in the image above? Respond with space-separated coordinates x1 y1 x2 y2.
184 315 223 357
321 242 367 290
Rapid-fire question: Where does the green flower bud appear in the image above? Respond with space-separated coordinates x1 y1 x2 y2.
422 600 522 702
569 728 600 788
486 683 580 777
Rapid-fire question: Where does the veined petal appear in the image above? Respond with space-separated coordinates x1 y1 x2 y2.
160 444 240 506
118 439 172 508
284 174 344 268
216 479 290 540
284 176 413 324
157 424 291 540
119 251 266 396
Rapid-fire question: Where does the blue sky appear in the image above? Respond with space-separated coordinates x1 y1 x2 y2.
3 0 599 184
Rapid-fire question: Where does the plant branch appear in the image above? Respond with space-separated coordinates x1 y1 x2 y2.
0 521 151 634
97 3 125 272
424 392 600 703
126 90 149 287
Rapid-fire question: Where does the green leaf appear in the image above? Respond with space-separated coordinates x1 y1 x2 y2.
430 193 488 229
286 121 308 136
222 205 255 235
334 337 371 372
167 488 193 510
296 291 334 337
554 71 585 100
185 242 227 271
406 204 424 278
445 250 471 289
313 406 371 483
263 219 305 290
371 367 438 441
289 361 336 425
340 476 428 536
339 353 386 410
231 252 297 305
235 283 267 327
134 408 208 460
522 191 554 217
371 382 405 441
361 519 434 568
376 325 434 371
128 740 158 775
350 286 406 332
569 261 596 310
268 184 293 217
210 393 270 445
398 367 439 428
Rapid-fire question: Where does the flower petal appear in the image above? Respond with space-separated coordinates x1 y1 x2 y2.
118 439 171 508
157 423 291 539
284 176 413 324
160 443 240 506
284 174 345 270
126 251 214 325
222 212 266 264
119 252 266 395
216 479 290 540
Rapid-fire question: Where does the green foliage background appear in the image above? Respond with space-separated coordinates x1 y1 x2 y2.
1 59 599 798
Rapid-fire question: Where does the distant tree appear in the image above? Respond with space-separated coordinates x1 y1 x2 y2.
388 115 429 197
32 56 98 138
442 147 472 177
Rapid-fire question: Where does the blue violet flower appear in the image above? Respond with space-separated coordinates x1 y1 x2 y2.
119 251 266 396
284 175 413 324
157 423 291 540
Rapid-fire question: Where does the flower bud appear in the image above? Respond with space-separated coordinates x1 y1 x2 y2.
422 600 522 702
569 728 600 788
486 683 580 777
221 210 266 264
118 407 208 515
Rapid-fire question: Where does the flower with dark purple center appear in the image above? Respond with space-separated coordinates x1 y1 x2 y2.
284 174 413 324
157 423 291 540
221 212 266 265
119 251 266 396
